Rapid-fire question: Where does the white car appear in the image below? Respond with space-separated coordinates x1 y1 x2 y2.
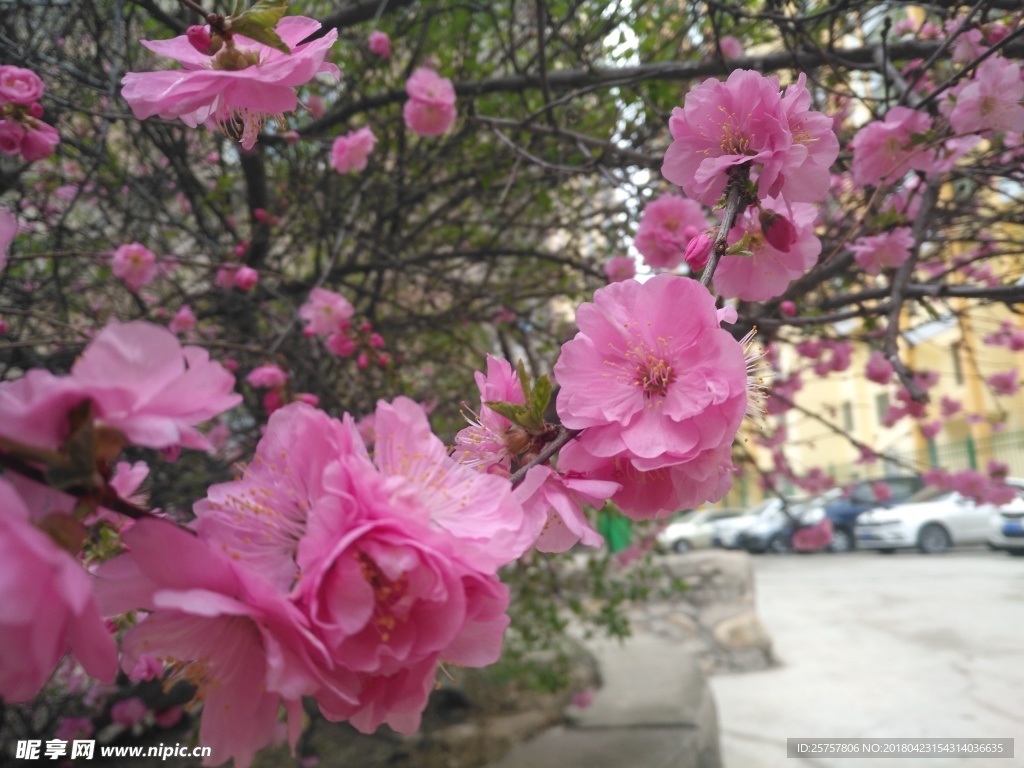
656 508 745 553
987 481 1024 556
712 498 795 549
856 479 1024 554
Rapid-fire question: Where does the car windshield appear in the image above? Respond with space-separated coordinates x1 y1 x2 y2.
902 485 953 504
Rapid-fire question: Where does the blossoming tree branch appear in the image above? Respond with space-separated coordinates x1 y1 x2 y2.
1 0 1023 764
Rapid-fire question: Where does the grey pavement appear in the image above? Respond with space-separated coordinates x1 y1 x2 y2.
712 549 1024 768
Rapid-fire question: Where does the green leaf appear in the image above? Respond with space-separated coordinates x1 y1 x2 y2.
516 360 533 410
532 374 552 418
230 0 291 54
598 505 633 553
485 401 530 425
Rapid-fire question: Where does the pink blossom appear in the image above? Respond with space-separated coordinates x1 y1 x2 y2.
848 227 914 276
554 274 748 519
940 395 962 417
662 70 837 205
54 717 94 742
127 653 162 682
326 333 357 357
951 26 985 64
300 287 355 336
865 351 894 384
154 707 183 728
946 55 1024 136
0 120 23 155
168 304 196 334
307 94 325 119
718 36 744 60
0 479 117 703
455 355 523 471
514 466 618 552
371 397 538 570
69 321 242 451
780 300 796 317
988 370 1019 396
714 197 820 301
850 107 933 186
111 697 148 727
19 121 59 161
97 519 340 768
369 31 391 59
634 195 708 270
684 232 713 272
111 242 158 292
215 265 237 288
403 67 457 137
234 265 259 291
121 18 340 150
330 126 377 174
0 65 45 104
246 363 289 389
760 210 797 252
604 256 635 282
0 207 16 272
920 421 942 439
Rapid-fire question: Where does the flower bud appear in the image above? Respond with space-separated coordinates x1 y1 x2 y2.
780 300 796 317
760 210 797 252
27 102 44 118
186 25 217 55
684 232 713 272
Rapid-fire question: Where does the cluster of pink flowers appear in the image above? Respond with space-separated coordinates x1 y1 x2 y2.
299 287 390 368
942 55 1024 137
634 195 708 270
713 196 821 301
97 397 540 765
403 67 457 137
848 227 915 276
923 467 1018 506
982 320 1024 351
0 322 241 707
0 65 60 162
121 17 339 150
662 70 838 206
552 275 751 519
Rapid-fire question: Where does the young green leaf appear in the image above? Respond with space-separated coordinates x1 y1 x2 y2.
230 0 291 54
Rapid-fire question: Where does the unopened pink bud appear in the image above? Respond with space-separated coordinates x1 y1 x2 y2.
357 352 369 369
369 332 385 349
186 25 214 54
27 102 43 118
684 233 713 272
760 210 797 252
233 265 259 291
780 301 796 317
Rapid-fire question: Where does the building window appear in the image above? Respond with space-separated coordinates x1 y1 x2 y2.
876 393 889 425
951 343 963 385
842 401 854 432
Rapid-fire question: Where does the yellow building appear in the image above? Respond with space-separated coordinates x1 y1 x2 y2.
726 303 1024 508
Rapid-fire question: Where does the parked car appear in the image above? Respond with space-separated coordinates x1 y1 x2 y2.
825 475 924 553
857 478 1024 554
656 508 745 553
987 481 1024 556
740 488 842 554
714 498 798 549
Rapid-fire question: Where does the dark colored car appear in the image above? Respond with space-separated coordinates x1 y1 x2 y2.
825 476 924 552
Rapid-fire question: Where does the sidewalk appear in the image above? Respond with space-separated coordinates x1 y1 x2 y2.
485 633 721 768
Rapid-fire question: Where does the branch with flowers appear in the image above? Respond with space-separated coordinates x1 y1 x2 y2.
2 0 1024 764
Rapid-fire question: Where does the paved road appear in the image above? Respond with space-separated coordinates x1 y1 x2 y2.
710 549 1024 768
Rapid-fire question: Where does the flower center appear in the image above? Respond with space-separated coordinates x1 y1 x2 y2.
358 552 409 642
636 355 673 397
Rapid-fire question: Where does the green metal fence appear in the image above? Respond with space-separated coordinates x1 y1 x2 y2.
834 429 1024 483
